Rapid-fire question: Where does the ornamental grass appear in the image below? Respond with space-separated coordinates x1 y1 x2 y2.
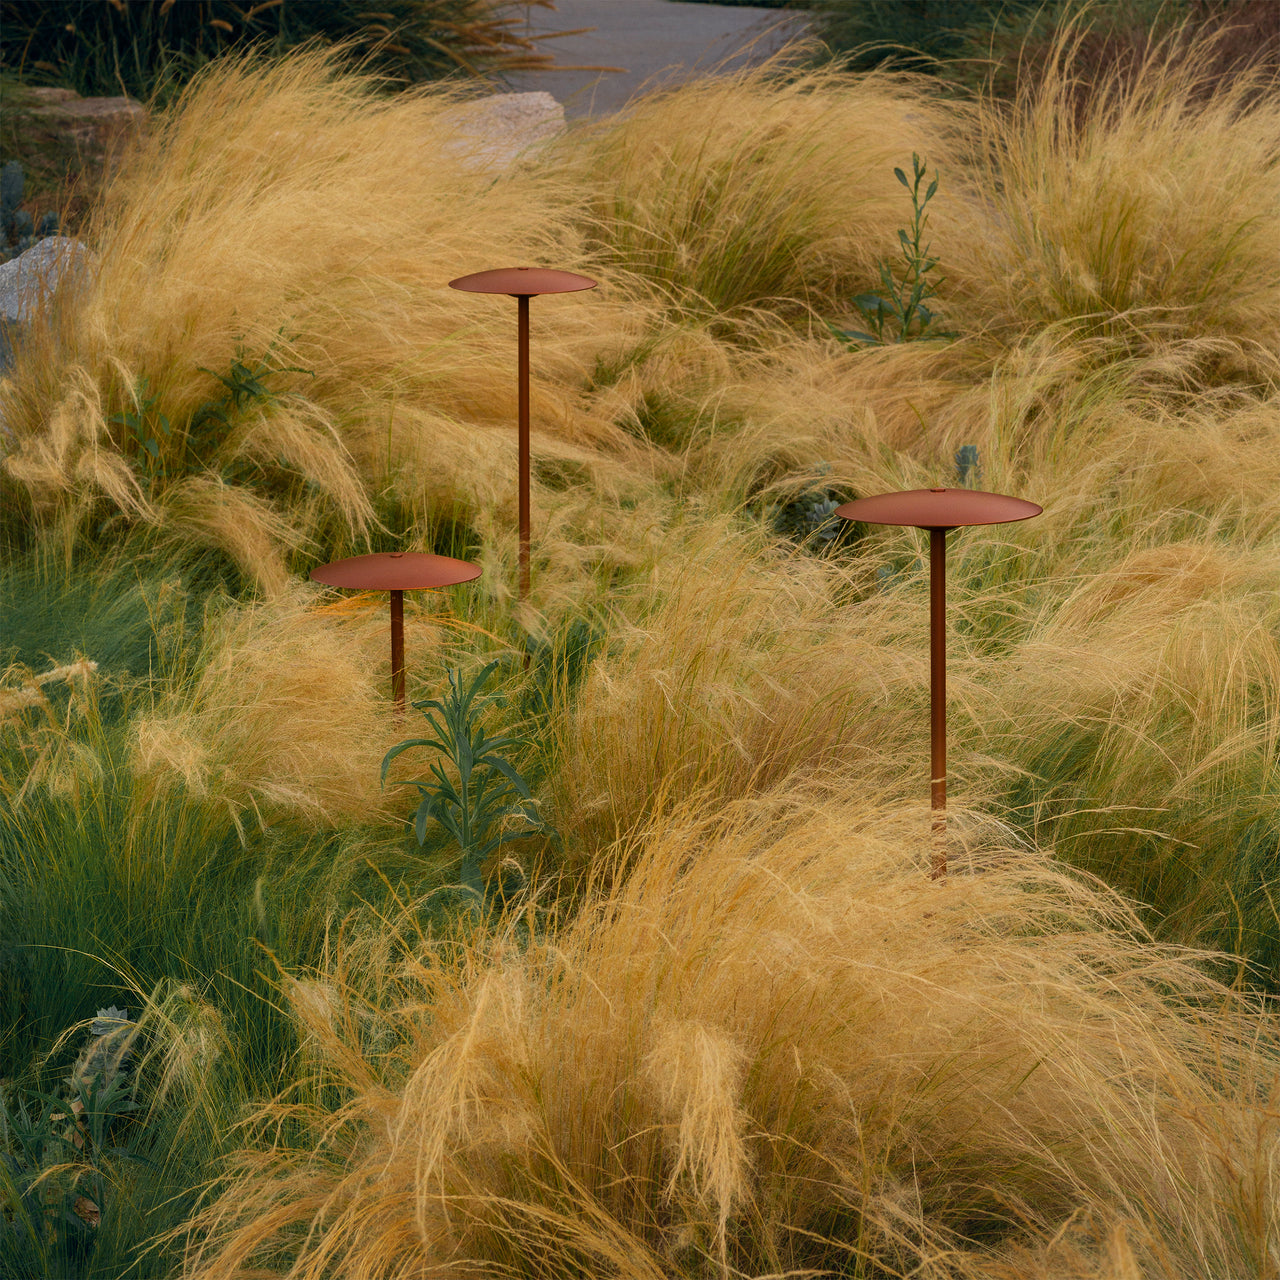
0 13 1276 1279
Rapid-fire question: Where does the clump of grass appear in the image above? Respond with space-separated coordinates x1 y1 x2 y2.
557 55 969 331
977 536 1280 977
174 786 1280 1279
544 519 925 861
0 34 642 587
945 14 1280 376
130 583 396 827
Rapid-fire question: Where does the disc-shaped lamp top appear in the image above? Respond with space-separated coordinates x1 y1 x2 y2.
835 488 1041 531
448 266 598 297
310 551 482 592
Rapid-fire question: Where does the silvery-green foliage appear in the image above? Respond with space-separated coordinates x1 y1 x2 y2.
381 660 554 901
0 160 61 264
831 153 955 347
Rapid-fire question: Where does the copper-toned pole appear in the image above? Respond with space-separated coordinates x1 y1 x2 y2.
929 527 947 877
448 269 596 606
311 552 481 711
834 487 1040 882
517 293 531 603
390 588 405 713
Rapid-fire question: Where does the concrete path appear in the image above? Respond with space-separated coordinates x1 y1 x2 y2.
503 0 811 117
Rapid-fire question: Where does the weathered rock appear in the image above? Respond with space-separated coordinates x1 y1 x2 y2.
438 91 565 171
25 90 149 157
0 236 98 374
23 86 80 106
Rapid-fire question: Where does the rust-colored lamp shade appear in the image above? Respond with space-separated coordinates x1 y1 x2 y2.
448 266 598 297
836 487 1041 877
447 266 598 604
836 487 1042 532
310 551 481 711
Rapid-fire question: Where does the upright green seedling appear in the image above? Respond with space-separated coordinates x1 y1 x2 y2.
833 153 954 346
381 660 553 903
109 376 171 486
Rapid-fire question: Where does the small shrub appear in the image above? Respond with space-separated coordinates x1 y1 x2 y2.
0 160 61 264
382 660 554 898
830 153 954 346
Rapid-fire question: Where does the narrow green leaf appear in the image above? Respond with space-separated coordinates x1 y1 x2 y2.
381 738 438 785
487 755 533 798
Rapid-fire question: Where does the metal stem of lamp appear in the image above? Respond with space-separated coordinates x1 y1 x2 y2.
449 267 597 603
836 488 1042 878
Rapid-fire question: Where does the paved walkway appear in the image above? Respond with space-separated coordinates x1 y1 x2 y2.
503 0 811 116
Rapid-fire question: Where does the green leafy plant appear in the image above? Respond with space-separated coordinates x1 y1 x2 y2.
108 374 171 485
189 326 315 449
954 443 981 486
106 329 314 491
831 153 954 346
0 1009 144 1278
381 660 554 900
767 461 849 550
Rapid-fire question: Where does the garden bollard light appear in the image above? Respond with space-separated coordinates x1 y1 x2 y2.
447 267 597 602
835 488 1041 878
310 551 481 713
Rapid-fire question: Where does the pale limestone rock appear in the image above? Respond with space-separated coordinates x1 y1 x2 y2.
439 91 565 171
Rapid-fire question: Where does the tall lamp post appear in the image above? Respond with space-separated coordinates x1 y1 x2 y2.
448 267 597 601
310 550 482 713
835 488 1041 878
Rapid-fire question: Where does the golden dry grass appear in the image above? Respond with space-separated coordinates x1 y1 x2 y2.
0 36 656 589
550 54 971 327
175 788 1279 1280
1 19 1278 1279
944 17 1280 374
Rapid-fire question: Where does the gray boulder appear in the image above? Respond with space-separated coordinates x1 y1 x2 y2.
0 235 98 375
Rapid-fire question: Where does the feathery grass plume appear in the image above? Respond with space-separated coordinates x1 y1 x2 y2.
153 475 309 597
2 361 156 525
0 652 113 809
175 786 1280 1279
115 980 231 1142
202 397 374 530
1112 386 1280 541
130 580 443 826
557 54 969 330
543 517 999 862
0 657 98 721
3 27 1280 1276
660 334 971 509
946 12 1280 376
